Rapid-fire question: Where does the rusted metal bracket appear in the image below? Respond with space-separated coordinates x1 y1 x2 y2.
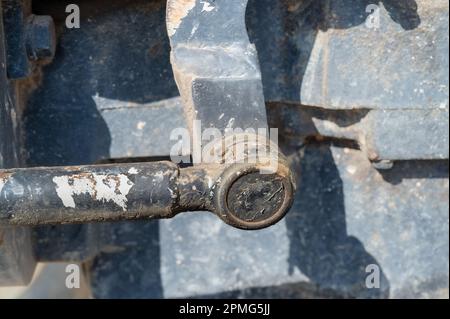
167 0 268 142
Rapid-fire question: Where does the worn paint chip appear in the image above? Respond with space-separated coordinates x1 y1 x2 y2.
128 167 139 175
167 0 196 37
0 179 6 194
0 174 12 194
200 1 215 12
53 173 135 211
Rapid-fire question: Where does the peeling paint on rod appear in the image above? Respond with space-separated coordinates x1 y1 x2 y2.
0 162 191 226
0 158 295 230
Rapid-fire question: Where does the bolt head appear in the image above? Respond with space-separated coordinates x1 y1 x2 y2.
26 15 56 62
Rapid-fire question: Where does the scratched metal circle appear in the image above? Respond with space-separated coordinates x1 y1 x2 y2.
214 162 295 230
226 172 286 223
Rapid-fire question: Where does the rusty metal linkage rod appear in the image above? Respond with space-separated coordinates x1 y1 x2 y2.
0 158 295 230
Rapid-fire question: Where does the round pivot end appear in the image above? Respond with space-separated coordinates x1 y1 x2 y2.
214 162 295 230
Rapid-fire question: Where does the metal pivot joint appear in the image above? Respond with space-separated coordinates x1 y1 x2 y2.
166 0 296 228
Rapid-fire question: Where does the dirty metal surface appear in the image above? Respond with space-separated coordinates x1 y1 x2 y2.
268 103 450 162
4 0 448 297
0 162 182 225
247 0 449 162
166 0 296 229
158 146 448 299
25 0 449 164
167 0 268 159
299 0 448 111
97 97 185 159
25 0 178 166
1 0 31 79
0 158 295 230
247 0 448 110
0 1 36 286
26 0 180 267
89 144 449 299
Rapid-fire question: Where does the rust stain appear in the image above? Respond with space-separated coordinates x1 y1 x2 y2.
0 172 13 193
109 175 122 195
67 173 99 199
167 0 196 37
0 171 13 179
